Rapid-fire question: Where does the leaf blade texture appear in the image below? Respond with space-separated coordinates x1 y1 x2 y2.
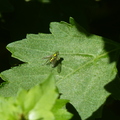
0 18 120 120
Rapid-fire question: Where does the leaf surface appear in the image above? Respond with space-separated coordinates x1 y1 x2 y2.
0 18 120 119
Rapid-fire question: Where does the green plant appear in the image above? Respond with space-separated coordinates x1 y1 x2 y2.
0 18 120 120
0 74 72 120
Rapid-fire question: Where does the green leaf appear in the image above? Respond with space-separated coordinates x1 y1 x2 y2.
0 17 120 119
37 0 51 3
0 74 72 120
27 74 58 120
51 99 72 120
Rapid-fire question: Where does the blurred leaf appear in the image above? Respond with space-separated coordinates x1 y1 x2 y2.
0 74 72 120
38 0 51 3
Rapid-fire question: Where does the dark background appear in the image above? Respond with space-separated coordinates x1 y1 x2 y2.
0 0 120 119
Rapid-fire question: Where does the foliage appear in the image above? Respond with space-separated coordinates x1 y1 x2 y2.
0 74 72 120
0 18 120 119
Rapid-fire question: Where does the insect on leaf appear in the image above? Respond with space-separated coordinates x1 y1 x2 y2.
42 51 63 73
